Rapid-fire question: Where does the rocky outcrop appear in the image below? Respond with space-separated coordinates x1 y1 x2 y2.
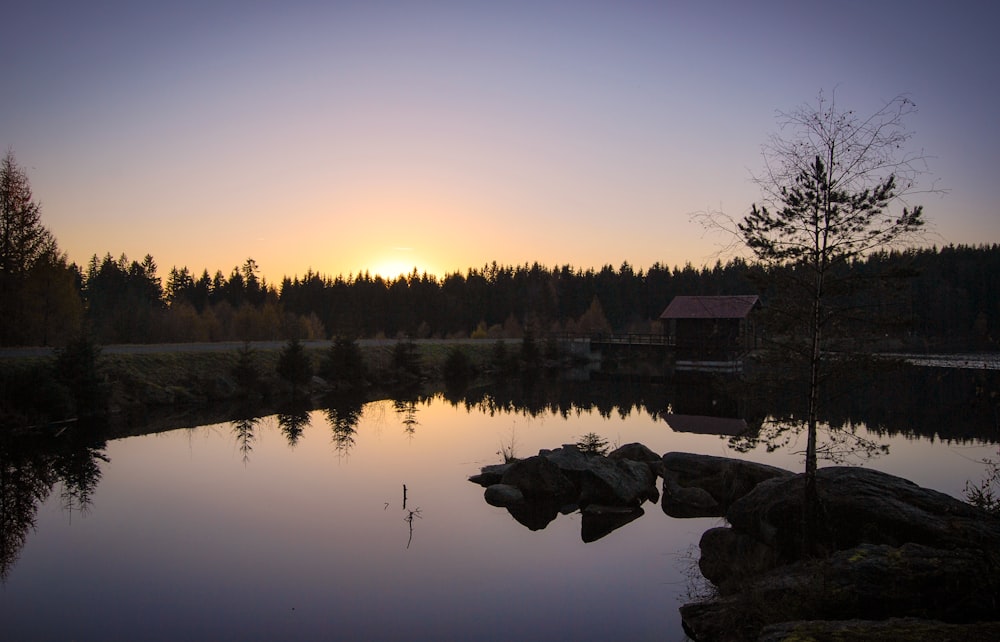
499 455 578 503
467 463 509 487
696 526 780 591
757 618 1000 641
483 483 523 507
682 542 1000 641
468 442 661 540
726 466 1000 561
660 452 793 518
607 442 663 477
680 464 1000 641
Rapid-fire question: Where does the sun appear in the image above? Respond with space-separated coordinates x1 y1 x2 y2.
362 243 448 281
367 246 424 280
371 260 415 280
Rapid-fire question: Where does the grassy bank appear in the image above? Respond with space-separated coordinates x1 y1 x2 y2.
1 340 512 429
103 340 499 403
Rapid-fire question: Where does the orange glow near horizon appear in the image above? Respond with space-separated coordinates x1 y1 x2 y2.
7 4 995 287
366 249 435 281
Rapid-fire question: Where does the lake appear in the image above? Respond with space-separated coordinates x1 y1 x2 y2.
2 367 997 641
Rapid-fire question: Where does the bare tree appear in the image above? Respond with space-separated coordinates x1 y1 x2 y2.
709 91 935 550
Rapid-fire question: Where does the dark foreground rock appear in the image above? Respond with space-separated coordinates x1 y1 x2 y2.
469 442 660 540
660 452 793 518
681 463 1000 641
682 542 1000 641
483 483 523 507
758 618 1000 642
726 465 1000 561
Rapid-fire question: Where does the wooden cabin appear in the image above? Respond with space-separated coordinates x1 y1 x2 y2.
659 295 760 372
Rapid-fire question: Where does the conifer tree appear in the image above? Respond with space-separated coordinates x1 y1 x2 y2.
737 91 930 549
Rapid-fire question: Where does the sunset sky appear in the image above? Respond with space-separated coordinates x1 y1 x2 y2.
3 1 997 282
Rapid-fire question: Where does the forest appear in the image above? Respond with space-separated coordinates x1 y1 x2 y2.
2 150 997 349
2 242 998 351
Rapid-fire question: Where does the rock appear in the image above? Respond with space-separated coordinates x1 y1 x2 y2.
468 463 512 486
500 455 577 502
726 466 1000 560
681 542 1000 641
608 442 661 463
682 460 1000 641
578 456 656 507
662 477 721 518
696 526 779 592
540 444 593 474
758 618 1000 642
484 484 523 507
470 442 662 539
474 444 659 508
679 595 756 642
660 452 792 518
817 543 1000 623
608 442 664 477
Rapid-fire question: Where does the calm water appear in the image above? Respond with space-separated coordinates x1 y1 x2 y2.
2 371 997 641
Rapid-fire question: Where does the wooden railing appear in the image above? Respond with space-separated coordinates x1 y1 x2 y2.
548 332 675 347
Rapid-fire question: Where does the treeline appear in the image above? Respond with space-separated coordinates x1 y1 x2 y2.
6 243 994 349
3 151 998 347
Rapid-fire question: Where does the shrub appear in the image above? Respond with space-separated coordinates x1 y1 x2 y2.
321 336 368 388
519 330 541 369
276 337 313 395
391 339 423 381
490 340 514 374
965 453 1000 515
231 341 261 396
54 333 108 417
442 346 475 383
575 432 609 456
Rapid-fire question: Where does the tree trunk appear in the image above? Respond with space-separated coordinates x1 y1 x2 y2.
802 251 827 556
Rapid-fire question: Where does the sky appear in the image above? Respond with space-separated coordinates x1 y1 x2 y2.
2 1 997 283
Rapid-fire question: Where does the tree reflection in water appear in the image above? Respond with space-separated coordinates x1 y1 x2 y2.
460 365 999 541
54 430 109 515
0 424 108 580
1 362 994 587
323 391 365 458
393 396 420 437
230 413 260 465
277 401 310 448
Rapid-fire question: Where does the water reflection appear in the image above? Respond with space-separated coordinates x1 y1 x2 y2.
323 391 365 457
393 397 421 437
505 499 568 531
404 504 422 549
230 412 260 465
581 505 645 543
479 472 654 543
451 363 999 445
2 363 997 640
461 363 998 542
0 423 108 580
6 363 994 585
277 401 311 447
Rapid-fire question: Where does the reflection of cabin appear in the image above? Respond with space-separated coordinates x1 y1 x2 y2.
662 414 748 436
659 295 760 373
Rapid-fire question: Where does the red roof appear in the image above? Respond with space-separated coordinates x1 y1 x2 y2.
659 295 759 320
